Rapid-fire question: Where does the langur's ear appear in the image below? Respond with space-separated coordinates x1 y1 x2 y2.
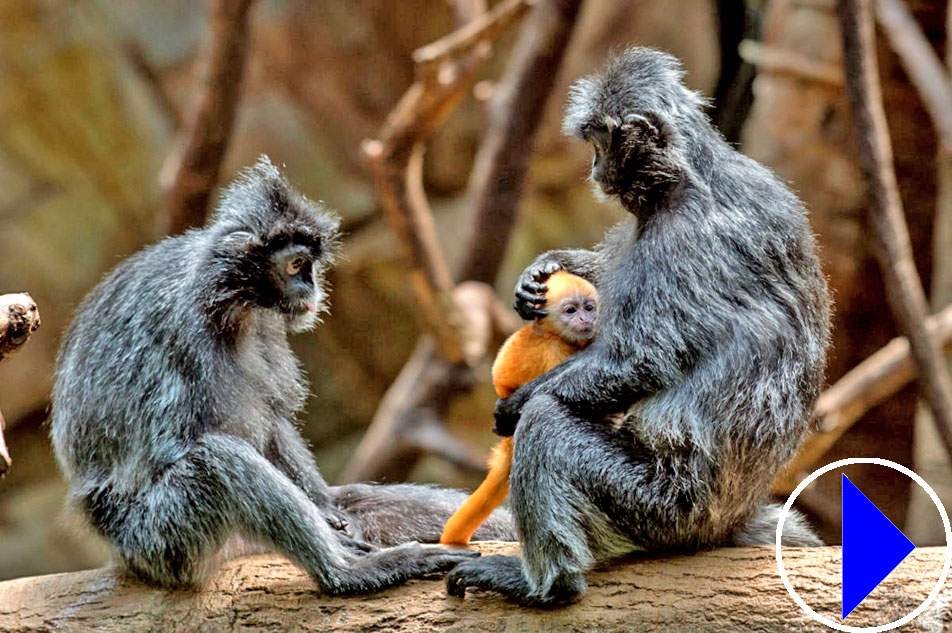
216 230 260 255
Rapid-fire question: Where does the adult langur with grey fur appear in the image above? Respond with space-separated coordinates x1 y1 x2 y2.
50 157 513 593
446 47 831 606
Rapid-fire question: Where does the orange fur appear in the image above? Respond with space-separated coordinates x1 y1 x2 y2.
440 272 597 545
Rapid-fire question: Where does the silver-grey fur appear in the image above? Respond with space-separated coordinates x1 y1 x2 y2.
50 157 513 593
447 47 830 606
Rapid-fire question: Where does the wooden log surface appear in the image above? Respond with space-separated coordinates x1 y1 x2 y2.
0 543 949 632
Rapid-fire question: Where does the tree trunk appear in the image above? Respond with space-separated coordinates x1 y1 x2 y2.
0 544 948 632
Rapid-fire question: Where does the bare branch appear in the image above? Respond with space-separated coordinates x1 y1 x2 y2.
874 0 952 152
414 0 536 71
457 0 585 284
836 0 952 461
338 283 517 484
362 0 534 363
344 0 583 483
0 409 9 478
338 338 471 483
158 0 256 236
737 40 843 86
0 292 40 477
775 304 952 493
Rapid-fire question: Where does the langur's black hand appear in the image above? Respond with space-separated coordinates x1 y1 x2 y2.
493 393 526 437
513 259 562 320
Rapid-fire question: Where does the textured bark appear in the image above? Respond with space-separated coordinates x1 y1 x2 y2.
0 545 948 632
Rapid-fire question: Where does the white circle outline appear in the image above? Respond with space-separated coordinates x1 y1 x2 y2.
776 457 951 632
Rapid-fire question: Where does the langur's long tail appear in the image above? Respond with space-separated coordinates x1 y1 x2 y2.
731 502 823 547
439 438 514 545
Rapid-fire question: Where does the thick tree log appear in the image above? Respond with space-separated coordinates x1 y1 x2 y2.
0 544 948 632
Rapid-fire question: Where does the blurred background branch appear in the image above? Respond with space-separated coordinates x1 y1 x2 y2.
341 0 584 483
158 0 257 236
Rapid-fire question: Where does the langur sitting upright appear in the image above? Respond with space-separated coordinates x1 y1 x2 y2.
440 271 597 545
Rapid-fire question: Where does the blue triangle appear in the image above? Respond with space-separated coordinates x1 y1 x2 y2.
842 474 915 619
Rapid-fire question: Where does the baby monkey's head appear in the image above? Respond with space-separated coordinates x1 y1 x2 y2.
539 271 598 345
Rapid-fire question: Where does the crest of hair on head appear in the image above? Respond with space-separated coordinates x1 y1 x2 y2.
543 271 598 312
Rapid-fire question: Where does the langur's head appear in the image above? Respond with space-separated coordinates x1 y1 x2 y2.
539 272 598 345
203 156 342 333
561 47 700 204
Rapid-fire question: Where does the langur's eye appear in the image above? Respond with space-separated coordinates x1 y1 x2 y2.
286 256 306 276
585 303 595 312
564 305 577 315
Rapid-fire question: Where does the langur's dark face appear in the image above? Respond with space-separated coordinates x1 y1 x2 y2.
582 113 663 203
210 222 336 333
552 292 597 344
587 123 616 194
264 230 330 331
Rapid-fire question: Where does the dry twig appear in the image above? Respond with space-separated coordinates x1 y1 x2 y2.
342 0 583 483
836 0 952 461
361 0 535 364
158 0 256 236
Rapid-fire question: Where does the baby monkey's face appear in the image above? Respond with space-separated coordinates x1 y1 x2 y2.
550 291 597 344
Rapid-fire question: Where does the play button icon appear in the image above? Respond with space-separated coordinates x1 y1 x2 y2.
841 474 916 619
777 458 952 631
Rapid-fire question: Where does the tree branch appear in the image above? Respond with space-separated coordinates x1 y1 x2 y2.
342 0 584 483
456 0 585 284
0 292 41 477
0 545 946 631
737 40 843 86
361 0 534 364
157 0 256 236
775 304 952 493
837 0 952 461
874 0 952 152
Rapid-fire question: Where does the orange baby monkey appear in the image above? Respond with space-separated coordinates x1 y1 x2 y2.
440 271 598 545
